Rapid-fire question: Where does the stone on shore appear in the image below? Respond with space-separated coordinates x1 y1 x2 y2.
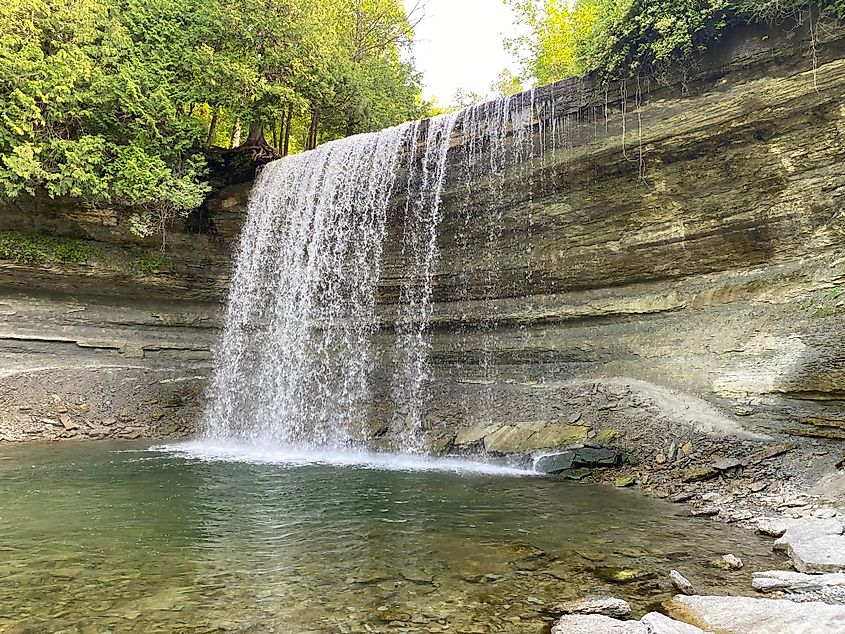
551 614 646 634
786 534 845 574
549 597 631 618
640 612 707 633
668 595 845 633
752 570 845 603
763 516 845 573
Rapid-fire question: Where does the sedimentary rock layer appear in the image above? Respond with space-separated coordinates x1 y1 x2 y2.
0 22 843 452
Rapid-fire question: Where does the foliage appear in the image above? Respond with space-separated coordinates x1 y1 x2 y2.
491 69 525 97
507 0 844 85
0 0 423 240
136 251 164 273
0 231 92 265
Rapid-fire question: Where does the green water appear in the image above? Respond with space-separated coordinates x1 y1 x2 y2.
0 441 781 633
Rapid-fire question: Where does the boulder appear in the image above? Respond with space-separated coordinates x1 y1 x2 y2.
668 595 845 633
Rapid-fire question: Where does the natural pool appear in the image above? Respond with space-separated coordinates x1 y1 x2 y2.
0 441 782 633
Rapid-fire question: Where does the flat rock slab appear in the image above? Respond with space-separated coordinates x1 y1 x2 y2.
787 534 845 574
551 614 646 634
773 517 844 551
669 595 845 633
551 613 706 634
550 597 631 618
753 570 845 603
641 612 707 634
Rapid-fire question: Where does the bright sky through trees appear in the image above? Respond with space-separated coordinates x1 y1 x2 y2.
406 0 525 105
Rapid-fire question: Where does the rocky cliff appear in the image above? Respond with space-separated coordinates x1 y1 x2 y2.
0 21 843 469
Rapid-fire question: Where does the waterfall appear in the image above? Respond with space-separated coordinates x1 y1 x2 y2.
204 123 415 446
204 92 567 452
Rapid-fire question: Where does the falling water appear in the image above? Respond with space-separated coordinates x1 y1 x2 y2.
392 113 460 450
204 90 579 452
204 123 415 446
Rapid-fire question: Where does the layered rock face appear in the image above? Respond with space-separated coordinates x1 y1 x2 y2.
0 23 843 451
371 22 845 455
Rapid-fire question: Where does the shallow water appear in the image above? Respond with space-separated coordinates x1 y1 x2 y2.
0 441 781 633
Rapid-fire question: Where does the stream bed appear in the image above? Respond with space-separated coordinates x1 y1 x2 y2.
0 441 784 633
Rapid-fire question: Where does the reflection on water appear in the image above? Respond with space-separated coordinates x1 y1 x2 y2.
0 441 780 633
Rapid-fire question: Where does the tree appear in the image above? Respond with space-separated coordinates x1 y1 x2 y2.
491 69 525 97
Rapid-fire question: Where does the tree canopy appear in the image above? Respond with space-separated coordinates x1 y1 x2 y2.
0 0 424 236
507 0 845 86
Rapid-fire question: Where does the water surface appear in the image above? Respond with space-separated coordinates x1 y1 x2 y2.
0 441 781 633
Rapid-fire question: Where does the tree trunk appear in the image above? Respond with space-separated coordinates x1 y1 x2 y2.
271 120 278 150
206 106 220 147
283 107 293 157
246 120 265 146
229 118 242 149
306 109 319 151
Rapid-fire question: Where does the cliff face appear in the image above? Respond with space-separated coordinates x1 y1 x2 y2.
0 22 843 449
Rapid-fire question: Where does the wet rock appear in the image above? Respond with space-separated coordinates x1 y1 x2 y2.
668 595 845 634
551 614 646 634
535 452 575 474
520 424 590 451
669 570 695 595
752 570 845 603
594 567 653 583
575 447 620 466
640 612 707 634
615 476 635 488
484 425 535 454
454 422 499 447
549 597 631 618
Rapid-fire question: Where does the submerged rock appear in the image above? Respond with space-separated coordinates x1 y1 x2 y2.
594 566 653 583
535 452 575 474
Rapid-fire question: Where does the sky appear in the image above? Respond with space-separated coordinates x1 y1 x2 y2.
404 0 525 106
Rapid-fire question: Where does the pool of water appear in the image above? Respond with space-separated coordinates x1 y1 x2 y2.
0 441 781 633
